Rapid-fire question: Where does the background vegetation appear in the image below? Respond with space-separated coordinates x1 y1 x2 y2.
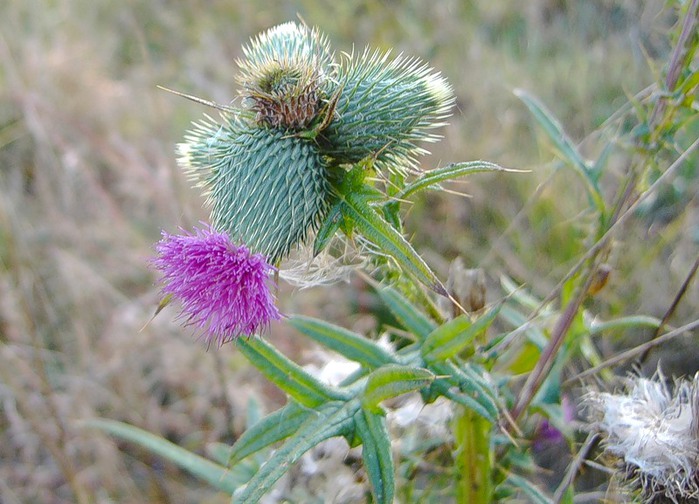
1 0 696 502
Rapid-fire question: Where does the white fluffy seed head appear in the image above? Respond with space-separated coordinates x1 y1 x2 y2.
585 372 699 502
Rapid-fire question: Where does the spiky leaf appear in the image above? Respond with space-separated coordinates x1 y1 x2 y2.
338 181 446 295
233 399 359 503
236 337 347 407
228 401 312 466
289 315 396 369
354 408 395 504
375 285 436 340
361 365 435 414
421 304 500 362
396 160 511 200
429 361 499 422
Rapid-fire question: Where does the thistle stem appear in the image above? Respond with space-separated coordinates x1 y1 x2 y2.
454 405 493 504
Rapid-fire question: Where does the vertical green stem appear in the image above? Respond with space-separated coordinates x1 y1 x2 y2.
454 405 493 504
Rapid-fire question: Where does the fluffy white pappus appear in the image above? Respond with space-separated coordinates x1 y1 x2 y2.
304 357 360 387
387 396 454 439
585 372 699 502
279 237 366 289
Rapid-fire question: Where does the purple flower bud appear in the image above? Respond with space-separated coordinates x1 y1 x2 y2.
153 225 282 346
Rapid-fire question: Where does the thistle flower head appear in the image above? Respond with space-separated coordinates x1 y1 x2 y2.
585 372 699 503
237 22 333 130
152 225 282 346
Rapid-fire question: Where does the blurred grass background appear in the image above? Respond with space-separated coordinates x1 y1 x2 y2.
1 0 696 502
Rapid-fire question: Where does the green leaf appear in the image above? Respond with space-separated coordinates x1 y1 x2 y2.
339 186 447 295
430 381 496 422
361 365 435 414
235 337 347 407
289 315 397 369
587 315 661 336
228 401 312 466
381 200 402 230
233 399 359 503
514 89 604 213
497 304 549 350
422 305 500 362
501 474 553 504
313 199 343 256
589 141 614 184
208 442 233 466
84 419 240 494
421 315 473 361
375 285 436 341
354 408 395 504
396 161 511 200
429 362 499 422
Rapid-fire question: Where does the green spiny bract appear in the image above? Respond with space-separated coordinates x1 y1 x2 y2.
179 117 332 264
237 22 334 131
320 49 455 173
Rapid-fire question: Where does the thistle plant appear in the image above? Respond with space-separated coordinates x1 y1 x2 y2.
106 22 513 503
87 7 699 503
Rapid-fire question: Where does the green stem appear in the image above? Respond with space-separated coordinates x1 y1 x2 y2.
454 405 493 504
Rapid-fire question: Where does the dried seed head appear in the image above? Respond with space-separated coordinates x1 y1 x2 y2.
585 372 699 503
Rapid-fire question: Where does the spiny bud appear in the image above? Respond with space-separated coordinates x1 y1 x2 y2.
178 116 331 264
237 22 332 130
320 48 455 173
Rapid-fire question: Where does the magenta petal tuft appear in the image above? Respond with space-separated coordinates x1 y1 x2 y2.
153 225 282 346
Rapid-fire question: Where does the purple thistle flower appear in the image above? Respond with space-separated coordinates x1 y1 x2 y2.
152 225 282 346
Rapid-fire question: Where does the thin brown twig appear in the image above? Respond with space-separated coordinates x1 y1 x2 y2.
564 318 699 385
510 265 599 422
553 433 599 504
638 254 699 364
